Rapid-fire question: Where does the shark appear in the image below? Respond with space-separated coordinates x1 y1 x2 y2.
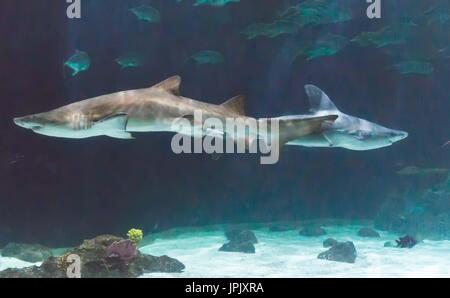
287 85 408 150
13 76 337 152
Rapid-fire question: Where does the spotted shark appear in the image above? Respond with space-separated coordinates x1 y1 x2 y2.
287 85 408 150
13 76 337 150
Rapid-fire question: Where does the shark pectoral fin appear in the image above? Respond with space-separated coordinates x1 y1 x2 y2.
95 113 129 130
106 131 135 140
94 113 132 139
221 95 246 116
181 114 194 122
323 132 334 147
174 114 196 127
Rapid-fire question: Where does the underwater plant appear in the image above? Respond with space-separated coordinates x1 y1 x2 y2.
127 228 144 245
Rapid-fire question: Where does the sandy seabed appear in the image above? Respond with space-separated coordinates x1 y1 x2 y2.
140 225 450 278
1 225 449 278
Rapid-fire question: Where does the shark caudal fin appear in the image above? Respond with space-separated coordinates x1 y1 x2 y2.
304 85 340 113
277 114 338 146
258 114 338 149
221 95 246 116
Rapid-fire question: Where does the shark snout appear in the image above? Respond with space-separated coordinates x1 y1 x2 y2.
389 130 408 143
13 116 43 130
14 117 27 128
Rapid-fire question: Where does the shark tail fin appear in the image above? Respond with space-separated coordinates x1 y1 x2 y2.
304 85 339 113
277 115 338 145
221 95 246 116
256 115 338 158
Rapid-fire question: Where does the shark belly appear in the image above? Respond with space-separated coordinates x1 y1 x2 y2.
287 133 332 147
126 118 174 133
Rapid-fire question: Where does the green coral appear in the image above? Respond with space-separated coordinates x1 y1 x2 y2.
127 229 143 245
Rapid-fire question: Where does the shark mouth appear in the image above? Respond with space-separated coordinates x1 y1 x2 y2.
31 125 43 131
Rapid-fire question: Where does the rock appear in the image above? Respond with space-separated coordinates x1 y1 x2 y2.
395 235 418 248
219 241 255 254
269 225 293 232
384 241 396 247
220 229 257 254
317 241 357 264
0 266 43 278
358 227 380 238
225 229 258 244
1 243 52 263
0 235 185 278
323 238 338 248
299 225 326 237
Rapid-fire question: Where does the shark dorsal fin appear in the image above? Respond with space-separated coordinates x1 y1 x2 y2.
152 76 181 96
221 95 246 115
304 85 339 113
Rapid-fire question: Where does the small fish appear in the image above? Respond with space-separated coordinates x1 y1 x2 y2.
115 54 143 69
64 50 90 76
280 0 352 27
130 5 161 23
189 50 225 65
396 166 449 176
240 23 269 39
8 153 25 166
193 0 240 7
241 20 298 40
352 24 415 49
438 47 450 59
396 235 418 249
426 6 450 25
298 34 349 61
442 141 450 148
394 60 434 75
351 32 379 47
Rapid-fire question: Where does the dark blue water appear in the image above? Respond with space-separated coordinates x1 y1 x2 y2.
0 0 448 246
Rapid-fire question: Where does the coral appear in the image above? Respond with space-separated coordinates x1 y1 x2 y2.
127 229 143 245
106 239 137 262
0 235 185 278
56 252 73 270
